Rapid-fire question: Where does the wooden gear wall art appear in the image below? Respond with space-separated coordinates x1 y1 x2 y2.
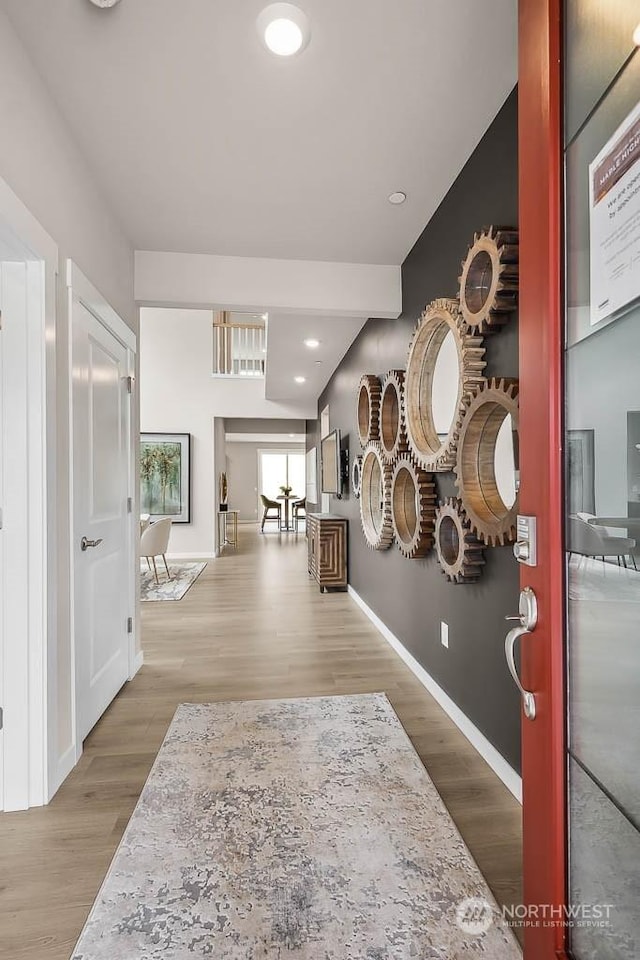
434 498 485 583
454 378 520 546
352 224 519 579
390 457 436 559
458 226 519 334
359 442 394 550
351 455 363 499
379 369 409 464
356 374 382 447
404 298 486 472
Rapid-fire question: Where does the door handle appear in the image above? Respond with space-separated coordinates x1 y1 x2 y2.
81 536 103 551
504 586 537 721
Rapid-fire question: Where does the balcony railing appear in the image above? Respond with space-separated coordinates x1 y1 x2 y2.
212 311 266 377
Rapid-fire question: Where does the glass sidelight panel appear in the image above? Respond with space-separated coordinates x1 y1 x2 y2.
564 28 640 960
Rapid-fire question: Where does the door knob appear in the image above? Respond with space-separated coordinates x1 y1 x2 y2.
81 536 103 551
504 586 537 721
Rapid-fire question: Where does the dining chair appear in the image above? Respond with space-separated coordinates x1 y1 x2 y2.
141 517 173 583
292 496 306 532
260 494 282 533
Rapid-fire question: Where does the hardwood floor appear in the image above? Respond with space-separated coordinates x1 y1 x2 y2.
0 526 522 959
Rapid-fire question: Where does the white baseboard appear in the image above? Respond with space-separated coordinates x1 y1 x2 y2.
348 585 522 803
166 552 217 560
49 742 78 802
130 649 144 678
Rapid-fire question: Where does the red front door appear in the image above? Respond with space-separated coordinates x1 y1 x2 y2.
518 0 566 956
519 3 640 958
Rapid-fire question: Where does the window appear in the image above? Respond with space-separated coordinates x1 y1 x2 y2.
258 451 305 505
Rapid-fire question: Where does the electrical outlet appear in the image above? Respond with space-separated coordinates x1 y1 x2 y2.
440 621 449 649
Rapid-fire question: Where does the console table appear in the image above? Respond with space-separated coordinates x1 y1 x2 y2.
307 513 348 592
218 509 239 550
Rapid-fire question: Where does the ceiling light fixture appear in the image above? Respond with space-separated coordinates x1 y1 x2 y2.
634 22 640 45
257 3 310 57
294 375 306 384
388 191 407 205
88 0 122 7
304 338 320 348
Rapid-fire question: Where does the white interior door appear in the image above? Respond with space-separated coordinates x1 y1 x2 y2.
72 302 131 742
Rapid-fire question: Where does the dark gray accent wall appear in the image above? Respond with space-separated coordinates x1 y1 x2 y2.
306 89 521 771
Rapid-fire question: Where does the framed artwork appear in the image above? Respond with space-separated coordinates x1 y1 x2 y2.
140 433 191 523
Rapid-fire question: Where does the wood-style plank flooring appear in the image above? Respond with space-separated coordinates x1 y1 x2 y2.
0 526 522 959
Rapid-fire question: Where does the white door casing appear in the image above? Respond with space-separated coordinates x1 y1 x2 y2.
68 262 138 747
0 250 52 810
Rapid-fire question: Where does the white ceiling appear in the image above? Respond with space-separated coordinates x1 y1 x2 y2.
265 312 366 401
3 0 517 265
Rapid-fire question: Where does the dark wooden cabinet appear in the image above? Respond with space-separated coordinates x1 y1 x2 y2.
307 513 348 592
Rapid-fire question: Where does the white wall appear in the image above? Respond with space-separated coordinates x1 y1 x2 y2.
140 308 316 555
0 13 136 801
0 14 134 328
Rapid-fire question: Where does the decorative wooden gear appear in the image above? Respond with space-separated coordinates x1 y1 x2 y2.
454 377 520 546
351 454 363 498
356 374 382 447
458 226 519 333
379 369 409 464
404 298 486 472
359 442 394 550
390 457 437 559
435 498 485 583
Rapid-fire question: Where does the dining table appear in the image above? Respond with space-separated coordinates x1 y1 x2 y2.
277 494 299 532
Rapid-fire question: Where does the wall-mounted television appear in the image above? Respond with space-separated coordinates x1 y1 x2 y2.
321 429 341 495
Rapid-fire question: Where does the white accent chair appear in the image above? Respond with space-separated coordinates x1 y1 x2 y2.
569 515 636 568
141 517 173 584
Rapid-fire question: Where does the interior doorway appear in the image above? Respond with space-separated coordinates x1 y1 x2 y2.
257 449 305 531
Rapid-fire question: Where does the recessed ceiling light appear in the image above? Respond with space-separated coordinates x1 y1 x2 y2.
294 375 306 384
288 433 295 438
257 3 310 57
388 191 407 205
88 0 122 7
314 360 322 364
634 22 640 45
304 338 320 348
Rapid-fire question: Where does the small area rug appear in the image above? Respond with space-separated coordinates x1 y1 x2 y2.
71 693 521 959
140 561 206 601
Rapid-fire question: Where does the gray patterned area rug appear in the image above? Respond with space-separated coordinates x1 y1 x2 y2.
71 694 521 959
140 561 207 601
